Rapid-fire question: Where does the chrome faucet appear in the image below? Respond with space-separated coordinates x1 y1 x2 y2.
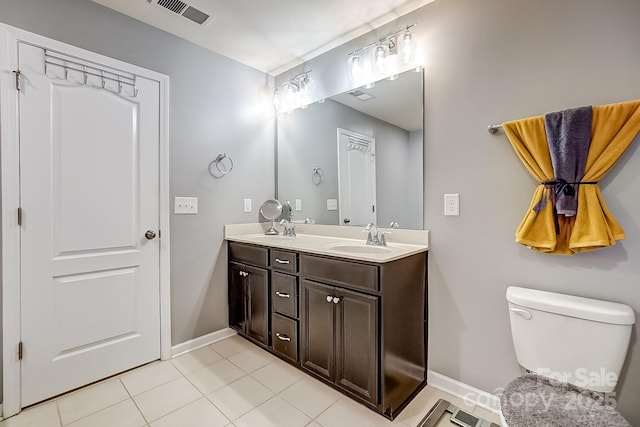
364 222 387 246
285 200 293 222
279 219 296 237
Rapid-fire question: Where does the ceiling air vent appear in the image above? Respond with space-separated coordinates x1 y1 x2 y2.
148 0 214 26
349 90 375 101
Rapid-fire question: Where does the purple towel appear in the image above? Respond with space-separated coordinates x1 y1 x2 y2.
544 106 592 216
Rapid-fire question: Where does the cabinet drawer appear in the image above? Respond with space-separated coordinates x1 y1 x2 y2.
229 242 268 267
272 272 298 318
301 254 378 292
271 250 298 273
272 313 298 363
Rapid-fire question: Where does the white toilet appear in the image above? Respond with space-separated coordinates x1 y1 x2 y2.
500 286 635 427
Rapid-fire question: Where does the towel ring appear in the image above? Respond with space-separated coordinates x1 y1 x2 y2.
312 167 324 185
209 153 234 177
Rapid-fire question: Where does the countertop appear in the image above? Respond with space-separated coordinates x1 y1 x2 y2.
224 223 429 263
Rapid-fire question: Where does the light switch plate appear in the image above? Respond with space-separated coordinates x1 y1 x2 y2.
327 199 338 211
175 197 198 214
295 199 302 211
243 198 252 213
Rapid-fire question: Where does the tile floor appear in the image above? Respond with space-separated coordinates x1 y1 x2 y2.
0 335 501 427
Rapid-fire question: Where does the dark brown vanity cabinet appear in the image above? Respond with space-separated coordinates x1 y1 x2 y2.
227 240 427 420
301 279 379 405
228 243 269 346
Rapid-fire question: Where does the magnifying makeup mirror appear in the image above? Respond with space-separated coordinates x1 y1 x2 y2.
260 199 283 235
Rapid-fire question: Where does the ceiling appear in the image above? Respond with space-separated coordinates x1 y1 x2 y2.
332 70 423 131
92 0 433 75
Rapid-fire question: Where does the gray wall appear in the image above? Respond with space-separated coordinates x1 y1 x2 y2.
0 0 274 351
278 98 421 228
277 0 640 424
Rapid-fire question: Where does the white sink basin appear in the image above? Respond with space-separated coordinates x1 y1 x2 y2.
324 243 393 255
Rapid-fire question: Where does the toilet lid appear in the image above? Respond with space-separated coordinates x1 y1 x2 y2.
500 374 631 427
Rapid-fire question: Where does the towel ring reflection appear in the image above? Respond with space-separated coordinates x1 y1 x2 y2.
209 153 234 177
312 167 324 185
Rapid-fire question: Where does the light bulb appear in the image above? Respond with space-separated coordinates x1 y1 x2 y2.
348 55 363 83
374 45 386 73
402 30 416 64
285 82 297 98
273 89 280 110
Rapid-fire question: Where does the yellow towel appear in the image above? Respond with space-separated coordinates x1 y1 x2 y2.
503 100 640 255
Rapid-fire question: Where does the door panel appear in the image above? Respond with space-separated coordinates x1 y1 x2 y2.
301 280 334 381
336 288 379 404
52 84 139 254
19 42 160 406
246 265 269 345
229 263 247 333
337 129 376 226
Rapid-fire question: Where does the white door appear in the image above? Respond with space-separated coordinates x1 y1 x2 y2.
19 42 161 405
337 129 376 226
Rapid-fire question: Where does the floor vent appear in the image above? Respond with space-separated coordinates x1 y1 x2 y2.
148 0 214 26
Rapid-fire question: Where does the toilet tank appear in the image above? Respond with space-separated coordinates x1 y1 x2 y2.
506 286 635 393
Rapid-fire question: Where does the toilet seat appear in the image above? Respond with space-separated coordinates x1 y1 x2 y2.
499 374 630 427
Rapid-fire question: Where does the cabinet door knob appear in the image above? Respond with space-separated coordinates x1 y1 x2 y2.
333 297 340 304
274 258 290 264
326 295 333 303
275 332 291 342
275 291 290 298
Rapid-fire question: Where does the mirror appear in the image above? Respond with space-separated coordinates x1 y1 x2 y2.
276 69 424 229
259 199 283 235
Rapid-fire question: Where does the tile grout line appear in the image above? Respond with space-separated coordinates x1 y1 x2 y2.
55 400 64 427
120 376 152 427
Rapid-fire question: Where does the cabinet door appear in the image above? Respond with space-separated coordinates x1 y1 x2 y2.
335 287 379 404
229 263 247 333
300 280 335 382
245 265 269 345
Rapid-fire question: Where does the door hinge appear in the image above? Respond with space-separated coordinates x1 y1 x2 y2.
18 341 23 360
13 70 21 91
17 207 22 226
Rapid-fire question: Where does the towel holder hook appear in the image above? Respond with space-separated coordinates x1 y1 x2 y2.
208 153 234 177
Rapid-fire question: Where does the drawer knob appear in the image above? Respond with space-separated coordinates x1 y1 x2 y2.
275 332 291 342
326 295 333 303
332 297 341 304
275 291 290 298
275 258 290 264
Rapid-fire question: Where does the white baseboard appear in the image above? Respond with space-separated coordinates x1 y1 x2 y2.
427 370 501 414
171 328 237 358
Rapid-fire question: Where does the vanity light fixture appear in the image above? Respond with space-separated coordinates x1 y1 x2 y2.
347 24 417 83
273 71 313 112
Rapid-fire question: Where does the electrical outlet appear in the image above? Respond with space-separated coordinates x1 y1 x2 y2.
243 198 252 213
174 197 198 214
444 194 459 216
